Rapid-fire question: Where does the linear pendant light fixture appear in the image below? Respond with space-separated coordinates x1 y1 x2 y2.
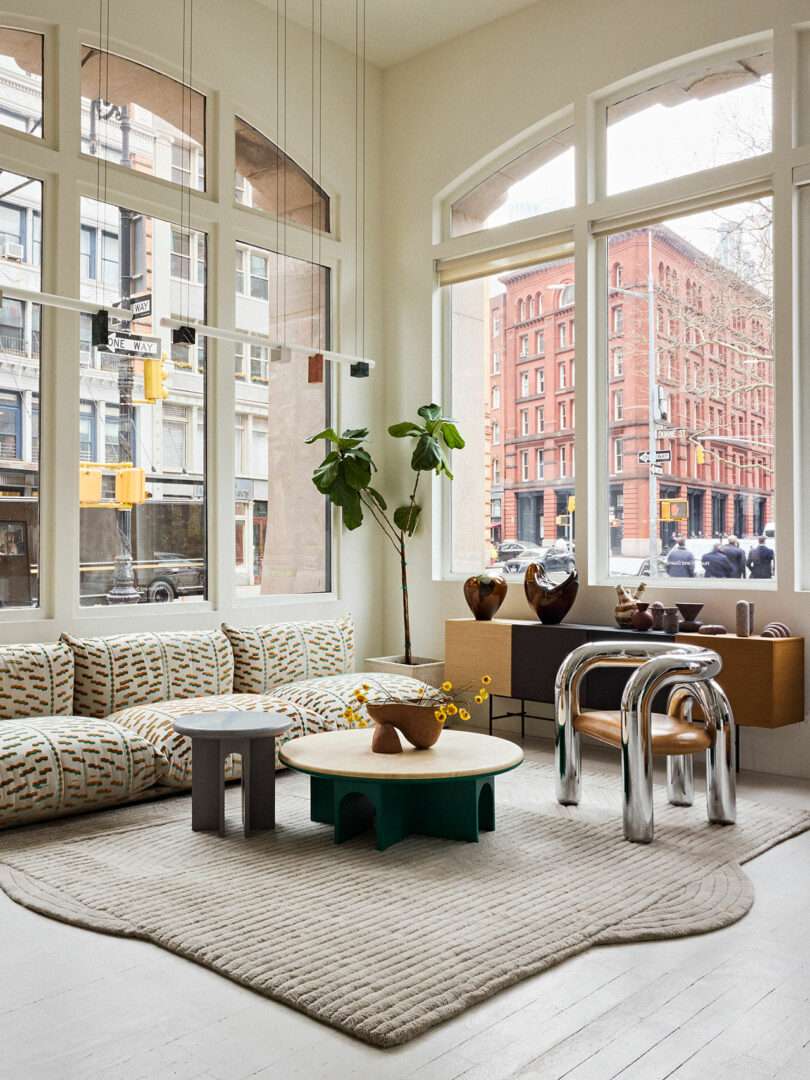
0 284 133 322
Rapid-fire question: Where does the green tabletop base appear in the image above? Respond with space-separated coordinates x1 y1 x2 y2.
309 774 496 851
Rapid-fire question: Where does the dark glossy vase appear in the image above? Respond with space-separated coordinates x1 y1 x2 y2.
463 573 507 621
676 602 704 633
524 563 579 625
630 602 653 631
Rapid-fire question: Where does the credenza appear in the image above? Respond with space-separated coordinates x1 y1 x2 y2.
444 619 805 750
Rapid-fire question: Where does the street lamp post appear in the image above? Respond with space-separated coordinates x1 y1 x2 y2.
92 98 140 604
612 229 659 570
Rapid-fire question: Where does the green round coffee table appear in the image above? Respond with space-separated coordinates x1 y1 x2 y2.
280 728 523 851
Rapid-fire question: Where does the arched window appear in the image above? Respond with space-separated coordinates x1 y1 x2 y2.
526 296 533 319
613 262 623 288
517 298 525 322
535 292 543 316
560 283 575 307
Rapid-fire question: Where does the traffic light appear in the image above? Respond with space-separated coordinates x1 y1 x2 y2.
696 444 705 466
143 356 169 402
567 495 576 513
660 498 688 522
116 467 147 506
79 467 102 505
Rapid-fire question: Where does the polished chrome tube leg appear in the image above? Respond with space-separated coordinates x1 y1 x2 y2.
621 672 655 843
666 753 694 806
554 661 581 805
704 680 736 825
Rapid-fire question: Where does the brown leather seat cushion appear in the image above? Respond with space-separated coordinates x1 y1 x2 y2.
573 710 712 755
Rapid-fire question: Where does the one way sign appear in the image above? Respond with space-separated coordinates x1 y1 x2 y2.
638 449 672 464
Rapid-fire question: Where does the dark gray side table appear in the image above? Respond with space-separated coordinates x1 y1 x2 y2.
173 712 292 837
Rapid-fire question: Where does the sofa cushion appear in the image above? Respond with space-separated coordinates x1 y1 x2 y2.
222 615 354 694
62 629 234 718
0 717 160 829
108 693 331 788
0 641 74 720
269 672 438 731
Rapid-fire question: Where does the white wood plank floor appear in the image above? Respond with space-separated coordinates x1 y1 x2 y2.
1 736 808 1080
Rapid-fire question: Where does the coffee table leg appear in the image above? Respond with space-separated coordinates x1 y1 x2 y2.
243 737 276 836
191 738 224 836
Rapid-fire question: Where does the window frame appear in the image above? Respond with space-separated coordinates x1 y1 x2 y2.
435 29 786 591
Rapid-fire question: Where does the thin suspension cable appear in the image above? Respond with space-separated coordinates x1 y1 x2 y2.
282 0 288 346
318 0 323 350
361 0 366 360
274 0 281 350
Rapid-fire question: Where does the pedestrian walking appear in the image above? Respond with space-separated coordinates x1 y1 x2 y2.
666 536 695 578
718 535 746 578
702 541 734 578
747 536 775 579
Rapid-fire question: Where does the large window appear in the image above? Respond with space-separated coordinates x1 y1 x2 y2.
234 244 331 595
234 116 329 230
80 48 205 190
451 125 574 237
0 169 42 607
0 29 42 138
447 256 576 576
79 196 207 607
604 201 774 579
606 51 772 195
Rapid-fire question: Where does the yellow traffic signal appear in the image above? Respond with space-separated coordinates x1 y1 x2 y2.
79 468 102 505
143 357 169 402
660 498 688 522
696 444 705 466
116 467 147 506
567 495 576 513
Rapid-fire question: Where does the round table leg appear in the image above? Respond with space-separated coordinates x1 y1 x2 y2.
190 738 225 836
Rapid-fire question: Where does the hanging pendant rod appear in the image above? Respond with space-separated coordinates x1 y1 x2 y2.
159 316 376 369
0 285 133 322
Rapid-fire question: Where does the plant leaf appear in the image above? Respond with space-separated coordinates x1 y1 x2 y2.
411 433 443 473
388 422 424 438
394 503 422 535
312 459 339 492
417 403 442 423
340 427 369 440
305 427 340 445
440 422 465 449
343 454 372 491
366 486 388 511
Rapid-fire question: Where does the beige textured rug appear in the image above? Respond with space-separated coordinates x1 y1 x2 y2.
0 753 808 1048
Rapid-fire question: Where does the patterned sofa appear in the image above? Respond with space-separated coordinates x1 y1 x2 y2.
0 616 431 829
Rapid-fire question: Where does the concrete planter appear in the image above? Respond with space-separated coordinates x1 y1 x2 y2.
365 655 445 688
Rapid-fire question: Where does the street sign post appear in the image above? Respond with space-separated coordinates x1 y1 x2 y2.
106 332 161 359
638 449 672 464
649 463 664 476
128 293 152 320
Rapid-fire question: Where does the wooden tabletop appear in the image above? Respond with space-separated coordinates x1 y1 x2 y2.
172 711 292 739
279 728 524 781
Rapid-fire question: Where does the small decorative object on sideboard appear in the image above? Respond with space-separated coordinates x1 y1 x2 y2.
630 602 653 631
649 601 665 631
524 563 579 625
736 600 754 638
676 602 703 632
761 621 792 638
661 606 681 634
463 573 507 621
614 583 645 628
700 624 728 635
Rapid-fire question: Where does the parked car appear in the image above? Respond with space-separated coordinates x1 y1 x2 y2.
494 545 576 577
143 552 206 602
496 539 543 562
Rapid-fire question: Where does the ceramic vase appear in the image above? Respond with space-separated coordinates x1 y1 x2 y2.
676 602 704 633
662 607 680 634
524 563 578 625
366 702 444 754
649 601 665 631
630 602 653 631
463 573 507 621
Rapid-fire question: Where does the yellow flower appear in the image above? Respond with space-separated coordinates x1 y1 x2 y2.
445 703 458 716
459 708 470 721
481 674 492 686
362 683 370 691
474 694 483 705
354 692 367 704
441 680 453 692
479 689 489 701
342 707 352 720
358 719 368 728
434 708 444 721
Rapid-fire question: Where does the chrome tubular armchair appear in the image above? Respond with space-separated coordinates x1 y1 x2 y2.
555 640 736 844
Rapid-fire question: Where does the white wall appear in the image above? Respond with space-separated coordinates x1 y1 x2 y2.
381 0 810 776
0 0 385 663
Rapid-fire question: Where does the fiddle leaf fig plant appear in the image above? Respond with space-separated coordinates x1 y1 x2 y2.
306 404 464 665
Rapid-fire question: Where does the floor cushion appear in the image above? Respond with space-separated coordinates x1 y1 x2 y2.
222 616 354 693
107 693 330 788
0 641 74 720
0 717 160 829
269 672 440 731
62 629 234 718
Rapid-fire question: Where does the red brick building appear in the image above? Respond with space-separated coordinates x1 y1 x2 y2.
488 226 774 557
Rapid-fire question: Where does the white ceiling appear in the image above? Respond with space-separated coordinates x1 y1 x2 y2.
258 0 538 69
